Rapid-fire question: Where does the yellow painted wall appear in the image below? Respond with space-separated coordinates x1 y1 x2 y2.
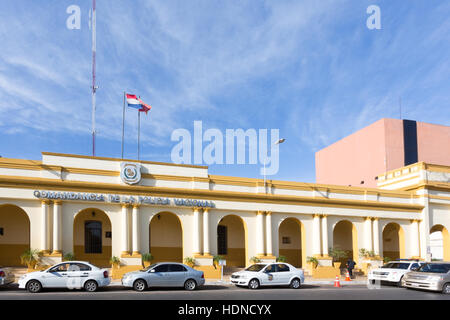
150 212 182 262
0 205 30 266
73 209 112 267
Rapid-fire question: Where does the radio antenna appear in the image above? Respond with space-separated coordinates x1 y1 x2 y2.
91 0 98 156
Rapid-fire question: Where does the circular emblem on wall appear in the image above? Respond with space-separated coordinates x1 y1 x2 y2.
120 163 142 185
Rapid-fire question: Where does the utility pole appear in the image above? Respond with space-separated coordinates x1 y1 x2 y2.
91 0 98 156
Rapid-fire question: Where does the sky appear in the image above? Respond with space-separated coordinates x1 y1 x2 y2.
0 0 449 183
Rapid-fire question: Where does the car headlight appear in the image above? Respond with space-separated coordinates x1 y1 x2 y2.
428 275 443 281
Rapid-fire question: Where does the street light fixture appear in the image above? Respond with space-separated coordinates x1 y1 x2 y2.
263 138 286 193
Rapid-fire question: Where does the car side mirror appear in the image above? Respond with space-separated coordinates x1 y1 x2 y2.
150 269 156 273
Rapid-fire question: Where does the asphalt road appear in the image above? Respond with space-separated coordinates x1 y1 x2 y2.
0 283 449 300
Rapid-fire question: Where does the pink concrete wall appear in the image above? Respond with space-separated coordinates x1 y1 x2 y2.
417 122 450 166
315 119 394 188
315 118 449 187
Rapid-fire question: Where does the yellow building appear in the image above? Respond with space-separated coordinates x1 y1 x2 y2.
0 152 449 278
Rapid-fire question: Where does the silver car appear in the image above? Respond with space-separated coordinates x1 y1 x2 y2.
121 262 205 291
0 267 15 287
402 262 450 294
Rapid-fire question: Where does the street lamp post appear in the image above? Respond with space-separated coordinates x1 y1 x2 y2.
263 138 286 193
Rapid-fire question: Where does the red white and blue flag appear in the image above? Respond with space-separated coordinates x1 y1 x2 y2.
126 93 152 114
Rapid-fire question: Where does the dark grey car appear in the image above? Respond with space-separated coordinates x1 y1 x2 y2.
121 262 205 291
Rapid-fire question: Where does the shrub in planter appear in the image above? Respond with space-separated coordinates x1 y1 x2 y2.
141 253 154 267
276 255 287 262
249 256 261 264
110 256 121 268
20 249 41 270
63 252 75 261
184 257 196 267
306 256 319 269
213 255 224 269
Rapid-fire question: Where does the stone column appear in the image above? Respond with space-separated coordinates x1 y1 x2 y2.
52 201 62 255
411 219 421 258
312 214 321 256
193 208 202 255
372 218 380 256
321 215 329 257
265 212 273 257
41 200 50 254
256 211 265 256
132 205 140 255
203 208 210 256
364 217 373 252
121 204 130 255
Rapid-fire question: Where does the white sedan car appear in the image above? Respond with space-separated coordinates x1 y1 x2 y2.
368 260 423 286
18 261 110 293
231 263 304 289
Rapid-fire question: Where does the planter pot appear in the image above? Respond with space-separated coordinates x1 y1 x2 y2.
143 261 152 268
334 262 342 269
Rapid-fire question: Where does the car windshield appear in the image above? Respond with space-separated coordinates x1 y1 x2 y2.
140 264 158 272
245 264 267 272
417 264 450 274
381 263 409 269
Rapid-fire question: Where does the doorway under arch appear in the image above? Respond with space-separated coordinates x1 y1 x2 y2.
217 215 247 267
333 220 358 265
382 223 405 261
430 225 450 261
278 218 305 267
0 204 30 266
149 211 183 263
73 208 112 267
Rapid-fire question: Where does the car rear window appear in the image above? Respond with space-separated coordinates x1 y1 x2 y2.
169 264 187 272
418 264 450 273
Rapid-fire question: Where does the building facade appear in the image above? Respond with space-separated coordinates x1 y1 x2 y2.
316 118 450 188
0 152 449 277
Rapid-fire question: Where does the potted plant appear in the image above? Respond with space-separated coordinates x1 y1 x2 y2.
329 248 348 269
184 257 196 268
63 252 75 261
20 249 41 270
213 255 224 269
276 255 287 263
249 256 261 264
110 256 121 269
306 256 319 269
141 253 154 268
359 248 376 259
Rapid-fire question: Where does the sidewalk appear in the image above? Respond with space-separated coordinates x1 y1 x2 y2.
203 275 368 286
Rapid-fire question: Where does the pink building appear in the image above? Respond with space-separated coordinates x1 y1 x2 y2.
315 118 450 188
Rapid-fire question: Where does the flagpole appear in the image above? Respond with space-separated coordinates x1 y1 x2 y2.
138 110 141 160
121 92 126 159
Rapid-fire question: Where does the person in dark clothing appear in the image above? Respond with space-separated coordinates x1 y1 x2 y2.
346 259 356 278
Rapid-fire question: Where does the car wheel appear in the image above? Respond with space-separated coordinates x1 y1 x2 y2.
442 283 450 294
290 278 301 289
184 279 197 291
133 279 147 292
84 280 98 292
397 276 404 287
26 280 42 293
248 279 260 290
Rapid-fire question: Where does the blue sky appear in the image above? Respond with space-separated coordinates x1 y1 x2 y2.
0 0 449 182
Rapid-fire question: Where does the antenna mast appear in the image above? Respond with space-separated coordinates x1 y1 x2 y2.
91 0 98 156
